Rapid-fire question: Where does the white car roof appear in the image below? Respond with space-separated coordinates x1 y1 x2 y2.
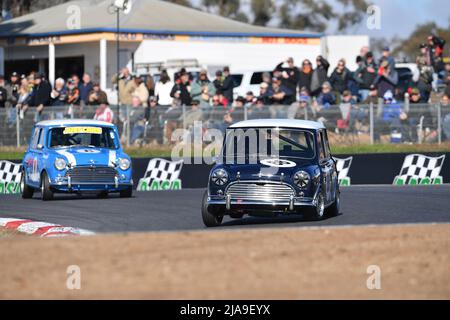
36 119 115 128
229 119 326 130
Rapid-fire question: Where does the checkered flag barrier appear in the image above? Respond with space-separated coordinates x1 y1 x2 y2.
394 154 445 185
333 157 353 186
137 158 184 191
0 161 22 183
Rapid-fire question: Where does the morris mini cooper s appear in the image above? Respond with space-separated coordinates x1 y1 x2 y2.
21 120 133 201
202 119 340 227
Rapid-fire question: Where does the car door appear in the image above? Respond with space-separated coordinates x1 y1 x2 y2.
28 127 45 186
24 127 39 186
318 130 334 204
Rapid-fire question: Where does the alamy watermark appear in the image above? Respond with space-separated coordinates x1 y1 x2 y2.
66 265 81 290
366 265 381 290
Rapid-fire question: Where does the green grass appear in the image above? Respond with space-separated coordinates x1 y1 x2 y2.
1 143 449 160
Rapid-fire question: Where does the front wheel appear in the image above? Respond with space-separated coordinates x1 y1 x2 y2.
41 172 54 201
325 188 340 217
305 192 325 221
21 173 34 199
120 186 133 198
202 191 223 227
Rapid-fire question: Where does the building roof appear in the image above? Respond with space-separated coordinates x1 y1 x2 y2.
0 0 321 39
229 119 326 130
37 119 115 127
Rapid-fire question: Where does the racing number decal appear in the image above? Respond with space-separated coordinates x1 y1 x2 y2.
30 157 39 182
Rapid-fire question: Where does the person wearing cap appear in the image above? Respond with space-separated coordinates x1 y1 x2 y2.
275 57 300 95
93 94 114 123
221 66 235 104
373 59 398 98
316 81 336 109
311 55 330 96
270 76 294 106
27 72 52 122
170 71 192 106
87 83 104 106
379 46 395 70
248 97 270 120
183 99 204 128
245 91 256 107
145 96 163 145
213 70 223 93
362 84 379 105
191 69 216 102
231 96 246 123
6 72 20 109
355 51 378 101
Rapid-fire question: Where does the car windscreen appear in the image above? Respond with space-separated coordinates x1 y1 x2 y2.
49 126 118 149
222 128 315 161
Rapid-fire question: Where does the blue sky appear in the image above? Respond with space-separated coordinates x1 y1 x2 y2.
352 0 449 39
192 0 449 39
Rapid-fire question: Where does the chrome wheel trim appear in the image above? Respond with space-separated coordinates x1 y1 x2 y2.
20 174 25 193
317 194 325 217
336 191 341 212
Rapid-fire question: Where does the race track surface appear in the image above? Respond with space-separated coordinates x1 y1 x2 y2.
1 185 450 233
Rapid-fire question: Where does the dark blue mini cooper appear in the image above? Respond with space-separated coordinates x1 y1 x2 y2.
202 119 340 227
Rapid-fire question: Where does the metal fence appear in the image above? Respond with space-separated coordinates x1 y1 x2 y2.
1 101 449 148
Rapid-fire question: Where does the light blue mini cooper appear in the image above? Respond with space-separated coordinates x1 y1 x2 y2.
21 120 133 201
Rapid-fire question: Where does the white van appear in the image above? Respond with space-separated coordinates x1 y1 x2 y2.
231 70 273 99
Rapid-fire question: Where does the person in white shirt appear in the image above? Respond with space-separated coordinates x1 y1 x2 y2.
93 94 114 123
154 70 174 106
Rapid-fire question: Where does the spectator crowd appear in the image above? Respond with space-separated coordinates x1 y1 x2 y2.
1 33 450 145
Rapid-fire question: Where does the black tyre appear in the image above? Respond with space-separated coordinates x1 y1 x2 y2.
21 173 34 199
304 191 325 221
97 191 109 199
202 191 223 227
120 186 133 198
325 188 340 217
230 212 244 219
40 172 54 201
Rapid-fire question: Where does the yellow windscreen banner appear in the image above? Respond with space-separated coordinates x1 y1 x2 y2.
63 127 103 135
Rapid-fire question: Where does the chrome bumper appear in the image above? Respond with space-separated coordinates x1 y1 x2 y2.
208 195 316 210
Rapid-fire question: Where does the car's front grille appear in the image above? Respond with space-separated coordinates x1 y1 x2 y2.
66 166 117 184
226 182 295 202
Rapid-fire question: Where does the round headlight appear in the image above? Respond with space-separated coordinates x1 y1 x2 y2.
294 171 310 188
54 158 67 171
211 169 229 186
118 158 131 171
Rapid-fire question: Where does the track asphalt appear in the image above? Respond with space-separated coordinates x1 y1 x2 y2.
1 185 449 233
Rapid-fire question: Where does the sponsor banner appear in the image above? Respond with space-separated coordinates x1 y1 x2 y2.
137 158 184 192
393 154 445 185
334 157 353 186
0 161 22 194
2 153 449 194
